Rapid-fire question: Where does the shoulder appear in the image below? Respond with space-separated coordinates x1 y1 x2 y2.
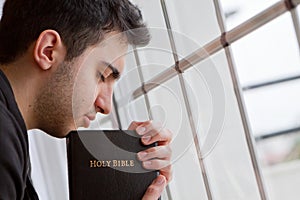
0 102 26 137
0 102 18 128
0 102 29 199
0 101 28 157
0 101 28 163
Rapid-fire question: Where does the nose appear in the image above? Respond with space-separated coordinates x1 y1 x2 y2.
95 84 113 115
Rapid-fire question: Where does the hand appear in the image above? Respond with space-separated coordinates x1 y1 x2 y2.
128 121 173 200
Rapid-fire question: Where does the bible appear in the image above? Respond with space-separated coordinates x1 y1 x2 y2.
67 130 159 200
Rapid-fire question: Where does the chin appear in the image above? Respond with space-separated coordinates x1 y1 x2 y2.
41 125 75 139
48 130 70 138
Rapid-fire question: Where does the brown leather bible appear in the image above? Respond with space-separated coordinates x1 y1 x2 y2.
67 130 159 200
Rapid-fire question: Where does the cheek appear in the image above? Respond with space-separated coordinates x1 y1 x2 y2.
72 75 99 114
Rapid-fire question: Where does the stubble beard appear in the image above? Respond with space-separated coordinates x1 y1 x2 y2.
33 61 77 138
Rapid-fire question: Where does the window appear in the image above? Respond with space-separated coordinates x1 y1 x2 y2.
6 0 298 199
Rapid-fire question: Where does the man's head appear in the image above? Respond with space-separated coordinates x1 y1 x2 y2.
0 0 150 137
0 0 150 64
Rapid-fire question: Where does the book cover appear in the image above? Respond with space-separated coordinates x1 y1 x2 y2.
67 130 159 200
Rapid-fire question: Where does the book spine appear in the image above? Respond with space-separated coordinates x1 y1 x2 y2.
66 136 73 200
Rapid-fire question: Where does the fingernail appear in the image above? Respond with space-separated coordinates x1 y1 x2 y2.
155 176 165 185
142 135 151 143
137 152 147 160
136 126 146 135
143 161 152 167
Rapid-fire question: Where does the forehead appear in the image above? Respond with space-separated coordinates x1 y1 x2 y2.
100 31 128 48
76 32 128 74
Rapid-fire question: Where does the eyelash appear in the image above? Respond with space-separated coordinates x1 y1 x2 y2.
98 69 120 83
98 72 105 82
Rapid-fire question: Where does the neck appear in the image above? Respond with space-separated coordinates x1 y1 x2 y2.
0 59 43 130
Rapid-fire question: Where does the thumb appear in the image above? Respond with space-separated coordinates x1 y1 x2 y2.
127 121 144 130
142 175 166 200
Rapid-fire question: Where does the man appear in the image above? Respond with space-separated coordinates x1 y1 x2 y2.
0 0 172 199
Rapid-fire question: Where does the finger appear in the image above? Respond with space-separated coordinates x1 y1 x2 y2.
130 121 173 145
143 128 172 145
135 120 161 136
127 121 145 130
160 165 173 184
128 121 156 138
142 175 166 200
135 121 170 144
137 146 171 161
142 159 170 170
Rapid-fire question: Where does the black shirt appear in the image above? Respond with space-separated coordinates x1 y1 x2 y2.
0 69 39 199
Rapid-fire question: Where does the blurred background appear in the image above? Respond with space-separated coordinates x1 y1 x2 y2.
1 0 300 199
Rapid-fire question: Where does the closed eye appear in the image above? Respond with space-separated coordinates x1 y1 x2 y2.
98 61 121 82
97 71 105 82
108 64 120 80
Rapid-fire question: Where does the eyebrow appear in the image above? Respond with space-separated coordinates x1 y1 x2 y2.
102 61 121 80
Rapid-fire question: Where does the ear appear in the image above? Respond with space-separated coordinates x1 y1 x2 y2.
33 30 66 70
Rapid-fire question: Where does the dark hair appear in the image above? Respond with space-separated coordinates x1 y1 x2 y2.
0 0 150 64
